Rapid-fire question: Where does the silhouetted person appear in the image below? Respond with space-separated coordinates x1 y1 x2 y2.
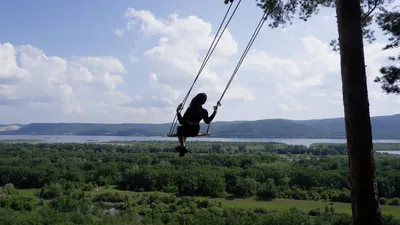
175 93 218 157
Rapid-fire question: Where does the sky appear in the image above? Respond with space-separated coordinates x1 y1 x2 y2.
0 0 399 124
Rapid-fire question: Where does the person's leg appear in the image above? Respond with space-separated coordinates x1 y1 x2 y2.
182 137 188 153
182 125 199 154
183 137 187 146
178 136 184 146
177 136 186 156
176 126 185 153
179 136 188 157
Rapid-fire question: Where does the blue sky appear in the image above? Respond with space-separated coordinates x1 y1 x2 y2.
0 0 398 124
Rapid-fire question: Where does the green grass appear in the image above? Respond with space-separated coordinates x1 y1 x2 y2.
84 186 400 219
14 186 400 219
16 188 40 197
85 186 170 198
212 198 400 218
89 187 400 219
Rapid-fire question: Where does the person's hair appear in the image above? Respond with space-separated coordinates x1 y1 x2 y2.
189 93 207 110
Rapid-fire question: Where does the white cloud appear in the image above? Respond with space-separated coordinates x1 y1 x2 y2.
115 7 251 106
0 43 30 84
244 49 302 77
278 104 291 112
114 29 124 37
149 72 157 81
1 6 399 124
239 33 400 120
59 84 82 114
0 42 173 123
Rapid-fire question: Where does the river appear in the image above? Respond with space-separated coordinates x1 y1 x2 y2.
1 135 400 155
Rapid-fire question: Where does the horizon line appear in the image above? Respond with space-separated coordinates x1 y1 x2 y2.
2 113 399 125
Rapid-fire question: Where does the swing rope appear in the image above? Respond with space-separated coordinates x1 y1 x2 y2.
205 12 269 134
167 8 269 137
167 0 242 136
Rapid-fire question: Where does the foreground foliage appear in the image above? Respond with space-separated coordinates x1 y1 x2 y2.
0 141 399 224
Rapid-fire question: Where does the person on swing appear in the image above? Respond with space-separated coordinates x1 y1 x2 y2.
175 93 218 157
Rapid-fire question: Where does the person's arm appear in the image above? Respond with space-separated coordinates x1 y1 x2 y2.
176 104 184 124
177 112 183 124
202 108 217 124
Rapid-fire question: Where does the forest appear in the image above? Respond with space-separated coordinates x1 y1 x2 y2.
1 141 400 225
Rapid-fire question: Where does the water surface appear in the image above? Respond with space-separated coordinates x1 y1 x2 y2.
1 135 400 148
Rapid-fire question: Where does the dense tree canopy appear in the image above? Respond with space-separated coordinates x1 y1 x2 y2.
0 142 399 202
1 141 400 224
374 7 400 94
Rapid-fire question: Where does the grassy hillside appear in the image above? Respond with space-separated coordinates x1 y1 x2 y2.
1 114 400 138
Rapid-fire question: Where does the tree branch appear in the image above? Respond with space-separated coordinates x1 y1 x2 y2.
362 0 379 21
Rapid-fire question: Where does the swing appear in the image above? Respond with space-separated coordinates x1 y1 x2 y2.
167 1 269 137
167 132 210 137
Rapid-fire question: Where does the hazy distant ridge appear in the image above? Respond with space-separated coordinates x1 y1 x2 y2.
1 114 400 139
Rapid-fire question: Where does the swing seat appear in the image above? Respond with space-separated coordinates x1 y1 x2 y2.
167 132 210 137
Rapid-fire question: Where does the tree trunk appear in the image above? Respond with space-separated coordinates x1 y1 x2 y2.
335 0 381 225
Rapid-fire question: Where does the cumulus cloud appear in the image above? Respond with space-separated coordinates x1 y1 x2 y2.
0 42 165 123
0 43 30 84
240 33 400 119
115 7 254 106
1 6 399 124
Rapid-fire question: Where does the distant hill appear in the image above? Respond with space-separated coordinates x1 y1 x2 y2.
1 114 400 139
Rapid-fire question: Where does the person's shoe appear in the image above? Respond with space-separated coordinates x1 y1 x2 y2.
178 146 188 157
175 145 182 152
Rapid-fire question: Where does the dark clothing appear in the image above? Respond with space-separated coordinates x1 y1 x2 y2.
177 107 216 125
177 124 200 137
176 107 216 137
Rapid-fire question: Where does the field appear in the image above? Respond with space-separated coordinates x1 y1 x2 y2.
14 186 400 219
